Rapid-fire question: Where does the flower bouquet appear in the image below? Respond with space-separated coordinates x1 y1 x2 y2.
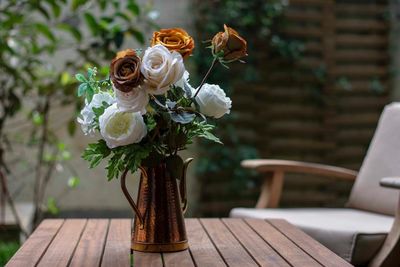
76 25 247 252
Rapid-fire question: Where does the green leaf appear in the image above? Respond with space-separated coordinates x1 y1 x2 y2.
145 115 157 132
32 111 43 126
57 142 66 151
68 119 77 136
68 176 80 188
84 12 99 35
77 83 87 96
87 68 95 79
115 12 131 22
86 85 95 103
57 23 82 41
36 4 50 20
72 0 88 11
35 23 56 42
60 72 72 85
48 1 61 18
199 130 223 144
47 197 59 215
113 31 124 48
99 0 108 10
129 29 145 44
92 105 107 118
82 140 111 168
61 151 72 160
127 1 140 15
75 73 87 82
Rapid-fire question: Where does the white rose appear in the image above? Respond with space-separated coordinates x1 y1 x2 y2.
99 103 147 149
77 92 115 135
195 83 232 119
141 44 185 95
174 70 195 97
114 85 149 114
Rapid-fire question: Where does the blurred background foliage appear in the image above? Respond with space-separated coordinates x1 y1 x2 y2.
192 0 304 215
0 0 154 229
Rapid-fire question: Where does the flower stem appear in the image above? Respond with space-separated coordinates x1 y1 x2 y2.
192 57 218 100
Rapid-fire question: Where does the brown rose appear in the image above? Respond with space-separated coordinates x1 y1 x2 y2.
110 49 143 92
151 28 195 59
212 24 247 62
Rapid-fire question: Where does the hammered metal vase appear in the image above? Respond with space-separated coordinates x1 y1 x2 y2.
120 158 193 253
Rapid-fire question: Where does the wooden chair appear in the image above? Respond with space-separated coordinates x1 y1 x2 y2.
230 103 400 267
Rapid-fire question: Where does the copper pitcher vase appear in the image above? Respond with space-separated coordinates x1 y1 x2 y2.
120 157 193 253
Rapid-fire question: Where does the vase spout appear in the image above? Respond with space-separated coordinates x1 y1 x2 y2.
180 158 193 214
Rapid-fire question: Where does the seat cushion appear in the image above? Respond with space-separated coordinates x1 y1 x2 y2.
230 208 394 266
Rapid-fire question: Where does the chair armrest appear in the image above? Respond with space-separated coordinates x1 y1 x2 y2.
242 159 358 180
380 177 400 189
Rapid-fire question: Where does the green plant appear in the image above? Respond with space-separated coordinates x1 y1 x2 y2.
0 241 19 267
0 0 154 226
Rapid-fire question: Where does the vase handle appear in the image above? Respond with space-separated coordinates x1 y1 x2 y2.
120 167 145 229
180 158 193 214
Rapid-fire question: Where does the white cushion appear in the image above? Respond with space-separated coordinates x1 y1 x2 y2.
348 103 400 216
230 208 394 265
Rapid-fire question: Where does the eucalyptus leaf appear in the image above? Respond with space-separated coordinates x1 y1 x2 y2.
75 73 87 82
166 100 177 109
183 83 193 98
169 111 196 124
77 83 87 96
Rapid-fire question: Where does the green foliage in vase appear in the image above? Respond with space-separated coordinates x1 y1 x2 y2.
78 69 225 181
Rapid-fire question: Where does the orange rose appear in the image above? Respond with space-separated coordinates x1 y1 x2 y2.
110 49 143 92
212 24 247 62
151 28 195 59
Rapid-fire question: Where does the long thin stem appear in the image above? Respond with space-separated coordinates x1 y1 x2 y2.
192 57 218 100
33 96 50 226
0 168 28 237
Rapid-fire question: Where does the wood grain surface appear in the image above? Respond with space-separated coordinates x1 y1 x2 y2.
6 218 352 267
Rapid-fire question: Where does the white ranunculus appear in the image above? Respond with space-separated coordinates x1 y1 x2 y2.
141 44 185 95
99 104 147 149
114 85 149 114
195 83 232 119
77 92 115 135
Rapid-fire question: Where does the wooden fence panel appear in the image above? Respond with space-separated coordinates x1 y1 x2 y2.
197 0 391 216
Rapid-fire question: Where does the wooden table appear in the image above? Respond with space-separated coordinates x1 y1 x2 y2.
6 218 352 267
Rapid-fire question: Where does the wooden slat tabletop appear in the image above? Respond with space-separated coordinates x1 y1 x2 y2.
6 218 352 267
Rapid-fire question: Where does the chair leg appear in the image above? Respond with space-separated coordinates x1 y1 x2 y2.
369 196 400 267
255 170 284 209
